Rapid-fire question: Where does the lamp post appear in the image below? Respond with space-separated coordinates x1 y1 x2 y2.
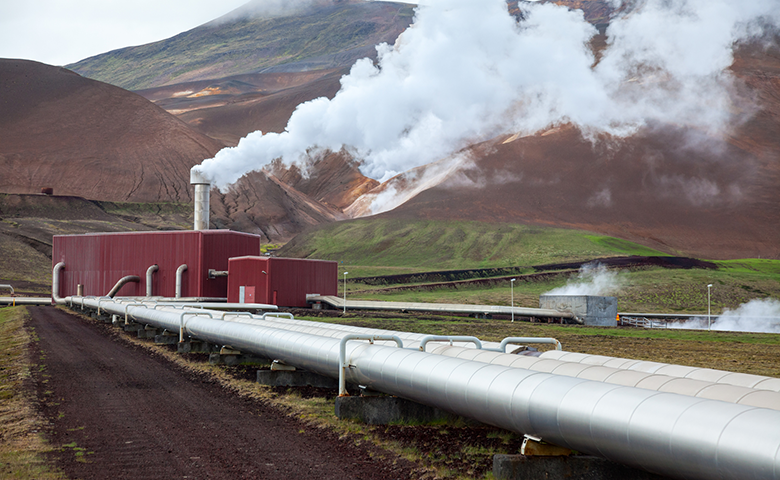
707 283 713 331
343 272 349 314
510 278 516 322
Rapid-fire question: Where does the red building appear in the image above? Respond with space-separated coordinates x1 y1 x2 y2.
227 256 338 307
53 230 262 299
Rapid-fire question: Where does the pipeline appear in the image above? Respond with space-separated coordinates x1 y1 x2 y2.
107 275 140 298
539 350 780 392
80 297 780 480
171 304 780 409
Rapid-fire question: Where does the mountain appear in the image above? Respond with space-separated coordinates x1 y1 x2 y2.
0 59 223 204
66 0 415 91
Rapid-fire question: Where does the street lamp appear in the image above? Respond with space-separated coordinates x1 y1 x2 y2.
707 284 713 331
343 272 349 314
510 278 516 322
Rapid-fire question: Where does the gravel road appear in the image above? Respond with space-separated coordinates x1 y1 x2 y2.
27 306 413 479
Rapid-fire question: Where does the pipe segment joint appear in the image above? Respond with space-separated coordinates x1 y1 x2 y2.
419 335 482 352
339 334 404 396
179 311 213 343
494 337 562 353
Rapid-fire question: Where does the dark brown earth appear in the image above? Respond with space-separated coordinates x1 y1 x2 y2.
26 306 414 479
0 59 225 204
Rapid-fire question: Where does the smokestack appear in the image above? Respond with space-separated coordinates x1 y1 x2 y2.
190 169 211 231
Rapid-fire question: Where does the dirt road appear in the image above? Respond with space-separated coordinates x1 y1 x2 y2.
26 306 413 479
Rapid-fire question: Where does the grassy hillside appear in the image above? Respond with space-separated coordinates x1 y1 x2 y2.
279 217 780 314
277 217 665 275
67 2 414 90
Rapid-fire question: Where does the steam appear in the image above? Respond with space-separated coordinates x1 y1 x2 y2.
545 264 624 296
193 0 780 196
670 298 780 333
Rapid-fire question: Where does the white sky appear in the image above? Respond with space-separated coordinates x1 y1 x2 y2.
0 0 252 66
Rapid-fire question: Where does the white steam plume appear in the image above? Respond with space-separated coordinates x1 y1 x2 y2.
671 298 780 333
545 263 624 296
194 0 780 192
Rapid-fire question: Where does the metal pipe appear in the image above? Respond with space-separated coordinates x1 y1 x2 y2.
175 264 187 299
52 262 66 304
77 297 780 480
146 265 158 297
0 284 14 295
107 275 140 298
191 168 211 231
540 350 780 393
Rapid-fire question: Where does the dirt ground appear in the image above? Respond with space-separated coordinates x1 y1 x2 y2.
26 306 415 480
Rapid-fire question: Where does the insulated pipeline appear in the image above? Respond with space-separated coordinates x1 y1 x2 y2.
115 300 780 408
79 298 780 480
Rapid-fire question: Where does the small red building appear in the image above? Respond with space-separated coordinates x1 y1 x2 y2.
53 230 262 299
227 256 338 307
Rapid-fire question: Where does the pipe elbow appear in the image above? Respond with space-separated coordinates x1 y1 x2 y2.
146 264 158 297
52 262 66 304
107 275 141 298
175 264 188 298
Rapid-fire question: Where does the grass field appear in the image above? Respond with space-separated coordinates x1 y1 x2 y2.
282 218 780 315
280 218 666 272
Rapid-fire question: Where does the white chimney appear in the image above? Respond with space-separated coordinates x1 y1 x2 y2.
190 168 211 231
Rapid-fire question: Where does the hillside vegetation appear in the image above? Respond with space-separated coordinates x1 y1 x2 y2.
67 2 414 90
279 218 780 314
278 217 664 273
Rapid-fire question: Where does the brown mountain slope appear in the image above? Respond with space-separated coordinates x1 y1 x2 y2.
0 59 224 203
138 68 349 146
378 123 778 260
370 41 780 260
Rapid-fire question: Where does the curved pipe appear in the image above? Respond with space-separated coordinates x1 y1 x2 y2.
0 284 14 295
175 264 187 299
78 297 780 480
107 275 140 298
146 265 158 297
52 262 66 304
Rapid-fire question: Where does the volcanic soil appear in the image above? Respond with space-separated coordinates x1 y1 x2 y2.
27 306 415 479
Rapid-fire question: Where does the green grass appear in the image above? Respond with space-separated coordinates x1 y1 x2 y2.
281 218 664 275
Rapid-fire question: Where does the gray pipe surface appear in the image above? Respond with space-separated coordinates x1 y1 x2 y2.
107 275 140 298
146 265 158 297
80 298 780 480
52 262 65 303
175 264 187 299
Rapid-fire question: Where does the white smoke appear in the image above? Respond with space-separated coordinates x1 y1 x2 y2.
671 298 780 333
193 0 780 194
545 263 624 296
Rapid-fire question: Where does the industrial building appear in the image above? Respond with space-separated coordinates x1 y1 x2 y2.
52 230 337 306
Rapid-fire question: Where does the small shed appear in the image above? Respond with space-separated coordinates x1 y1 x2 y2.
227 256 338 307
